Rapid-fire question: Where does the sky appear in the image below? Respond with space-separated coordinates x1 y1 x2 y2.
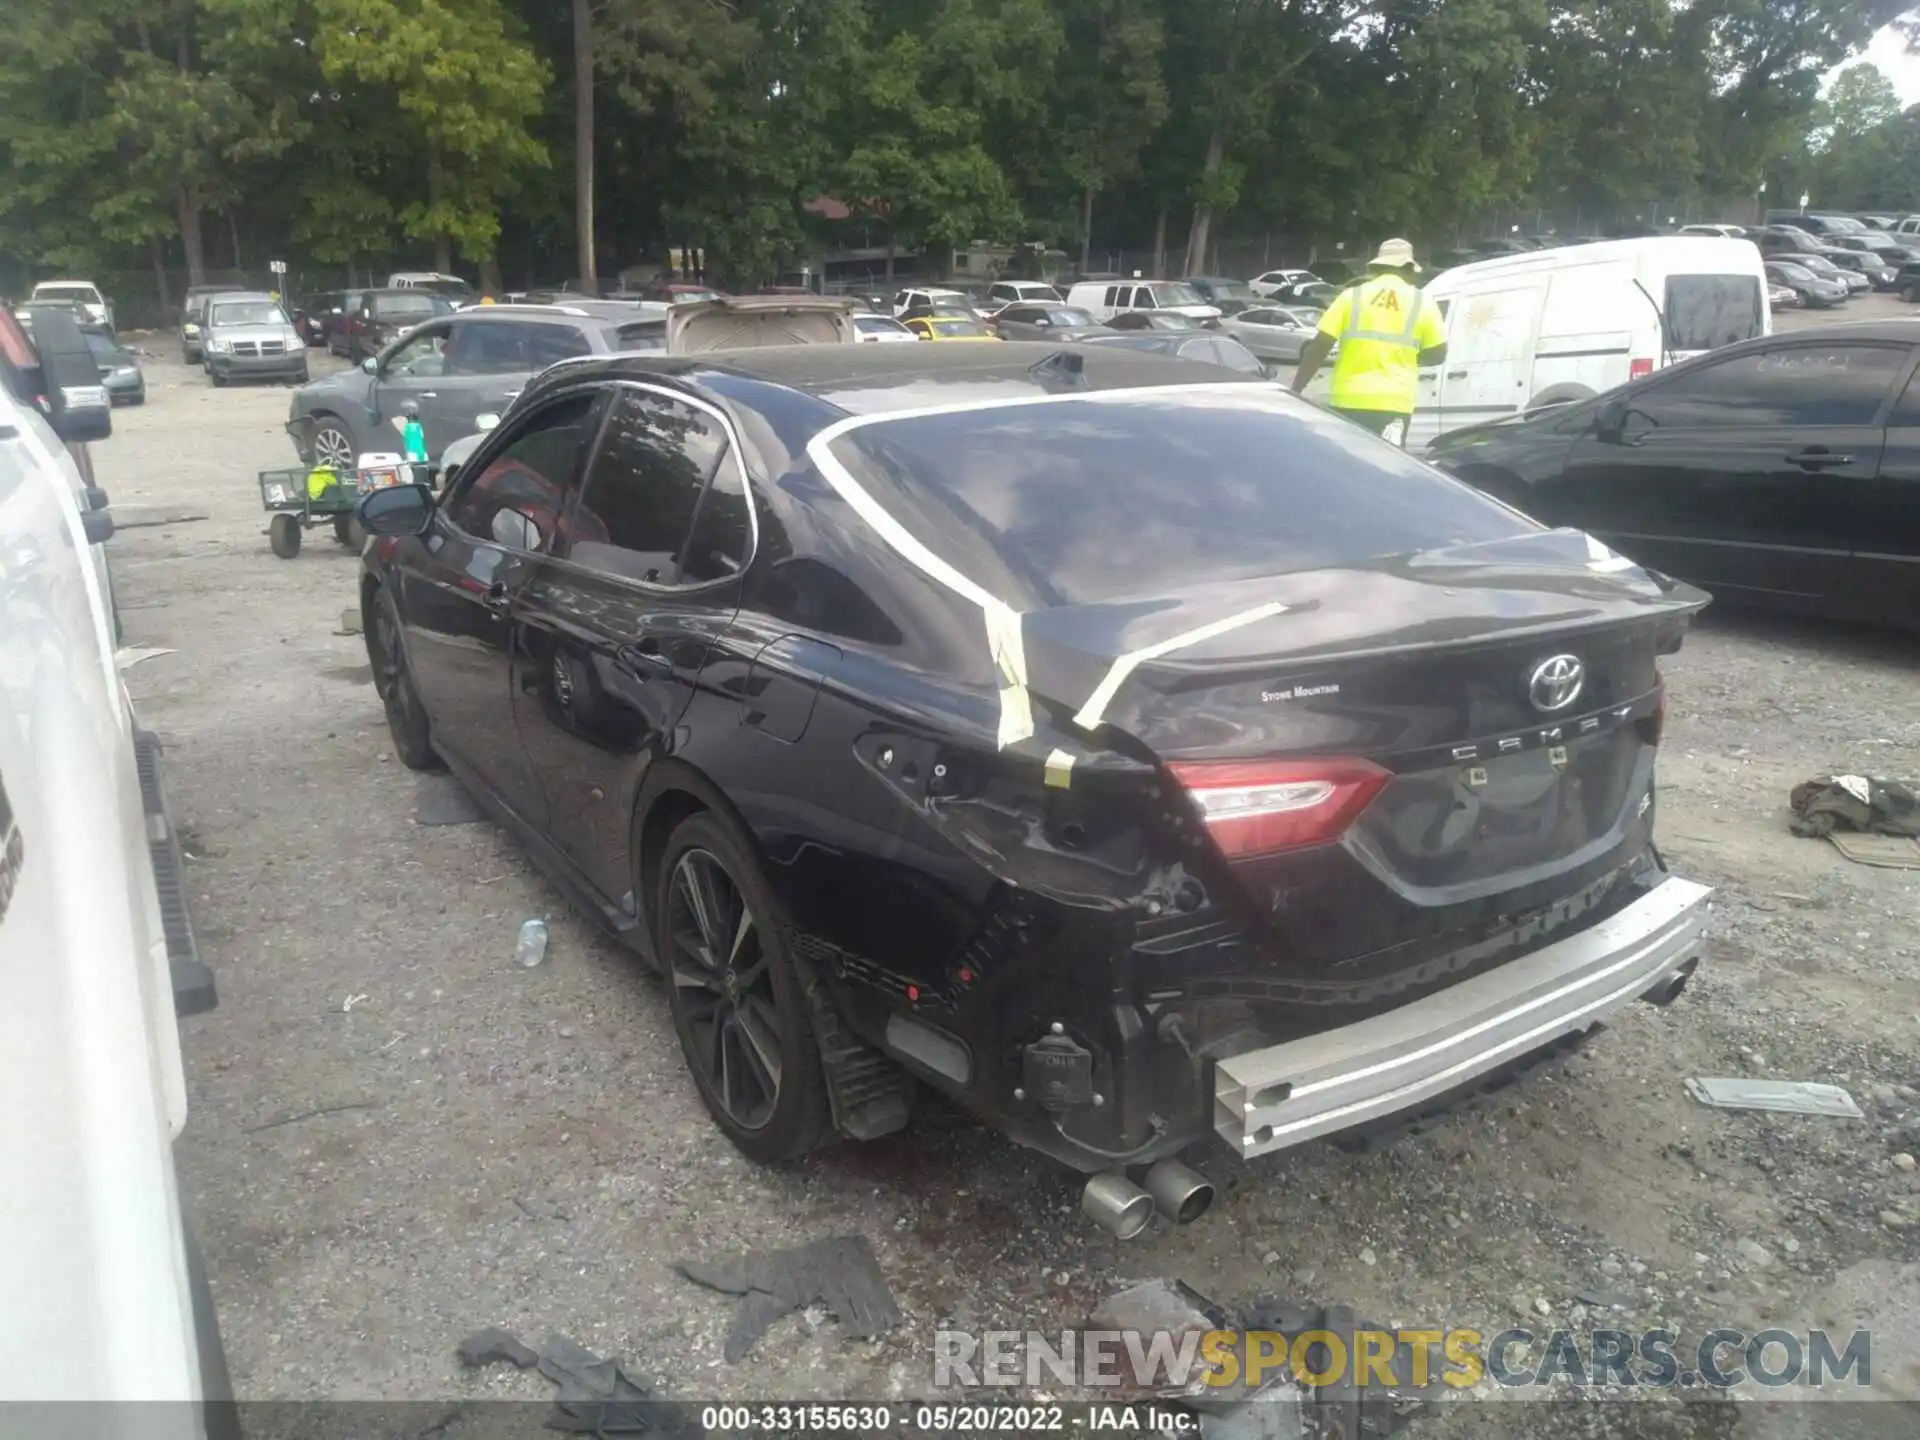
1825 23 1920 105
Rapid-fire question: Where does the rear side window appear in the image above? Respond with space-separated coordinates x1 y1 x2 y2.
828 389 1526 608
1664 275 1763 352
566 390 734 585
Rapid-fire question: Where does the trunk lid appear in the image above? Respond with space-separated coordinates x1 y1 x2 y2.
667 295 858 353
1022 528 1705 966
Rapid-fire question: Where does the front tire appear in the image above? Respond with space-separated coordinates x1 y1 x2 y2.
656 812 833 1163
268 513 302 558
366 588 440 770
309 416 356 474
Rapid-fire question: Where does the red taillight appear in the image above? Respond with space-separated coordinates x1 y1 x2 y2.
1628 357 1654 380
1167 758 1390 859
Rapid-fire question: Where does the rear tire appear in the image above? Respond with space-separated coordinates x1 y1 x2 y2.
268 513 302 558
333 513 364 548
366 588 440 770
656 811 834 1163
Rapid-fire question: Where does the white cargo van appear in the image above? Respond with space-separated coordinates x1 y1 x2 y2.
1409 237 1770 450
1065 278 1221 323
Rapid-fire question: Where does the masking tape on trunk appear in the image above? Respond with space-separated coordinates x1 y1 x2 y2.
1044 748 1076 788
1073 602 1290 732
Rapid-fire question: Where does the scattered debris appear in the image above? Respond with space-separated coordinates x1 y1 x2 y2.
111 504 210 528
456 1327 539 1370
1575 1286 1634 1312
1790 775 1920 865
1685 1078 1863 1119
340 993 368 1013
675 1234 900 1362
1089 1278 1225 1339
455 1328 693 1433
516 917 550 968
338 606 363 636
1735 1239 1774 1270
115 645 177 670
243 1100 378 1133
415 774 488 827
1827 832 1920 869
1895 1153 1917 1172
1235 1299 1433 1438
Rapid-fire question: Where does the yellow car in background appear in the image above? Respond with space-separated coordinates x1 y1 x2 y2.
905 315 1000 342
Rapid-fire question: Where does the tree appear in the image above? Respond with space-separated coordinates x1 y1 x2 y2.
316 0 549 275
1048 0 1168 269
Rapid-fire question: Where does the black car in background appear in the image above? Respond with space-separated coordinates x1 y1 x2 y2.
351 343 1709 1230
1427 321 1920 630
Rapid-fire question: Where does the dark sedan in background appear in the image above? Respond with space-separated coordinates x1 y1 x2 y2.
352 343 1710 1236
1427 321 1920 630
1075 329 1265 373
988 303 1104 341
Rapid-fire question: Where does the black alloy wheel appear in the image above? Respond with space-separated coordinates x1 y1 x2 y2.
657 812 832 1162
309 417 356 474
366 589 440 770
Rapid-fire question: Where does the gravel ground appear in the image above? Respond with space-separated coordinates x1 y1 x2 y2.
94 318 1920 1437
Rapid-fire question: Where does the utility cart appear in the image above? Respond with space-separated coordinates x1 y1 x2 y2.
258 454 413 558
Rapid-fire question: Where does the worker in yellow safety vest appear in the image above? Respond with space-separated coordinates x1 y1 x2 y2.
1289 237 1448 448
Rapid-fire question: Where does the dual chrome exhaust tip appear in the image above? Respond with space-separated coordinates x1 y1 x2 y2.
1082 1159 1215 1239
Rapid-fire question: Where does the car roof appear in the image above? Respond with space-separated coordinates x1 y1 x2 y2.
523 341 1261 420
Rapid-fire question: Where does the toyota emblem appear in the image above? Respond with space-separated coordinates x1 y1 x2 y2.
1527 654 1585 713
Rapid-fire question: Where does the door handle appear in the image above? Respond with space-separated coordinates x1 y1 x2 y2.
1784 448 1853 469
1445 369 1469 379
481 581 511 616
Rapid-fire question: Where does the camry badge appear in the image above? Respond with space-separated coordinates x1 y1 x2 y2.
1527 654 1585 713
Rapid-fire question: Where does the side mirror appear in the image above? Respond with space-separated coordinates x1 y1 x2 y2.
33 307 113 443
361 356 378 375
1595 396 1629 442
357 482 435 536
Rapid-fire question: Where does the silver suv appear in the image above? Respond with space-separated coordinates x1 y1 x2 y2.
286 301 666 470
201 292 309 387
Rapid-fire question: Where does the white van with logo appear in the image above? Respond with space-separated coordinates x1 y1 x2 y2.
1065 278 1222 324
1410 237 1770 451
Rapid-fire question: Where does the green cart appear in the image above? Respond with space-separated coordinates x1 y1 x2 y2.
257 465 366 558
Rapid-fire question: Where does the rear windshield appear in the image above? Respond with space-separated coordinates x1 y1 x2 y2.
210 301 287 326
1664 274 1763 352
36 284 99 303
828 388 1526 608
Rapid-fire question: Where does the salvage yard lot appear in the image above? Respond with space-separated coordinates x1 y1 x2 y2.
100 333 1920 1433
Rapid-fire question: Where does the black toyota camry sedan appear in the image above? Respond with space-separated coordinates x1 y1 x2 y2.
1427 321 1920 631
357 344 1711 1234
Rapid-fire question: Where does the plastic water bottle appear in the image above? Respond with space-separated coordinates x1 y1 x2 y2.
515 917 549 968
